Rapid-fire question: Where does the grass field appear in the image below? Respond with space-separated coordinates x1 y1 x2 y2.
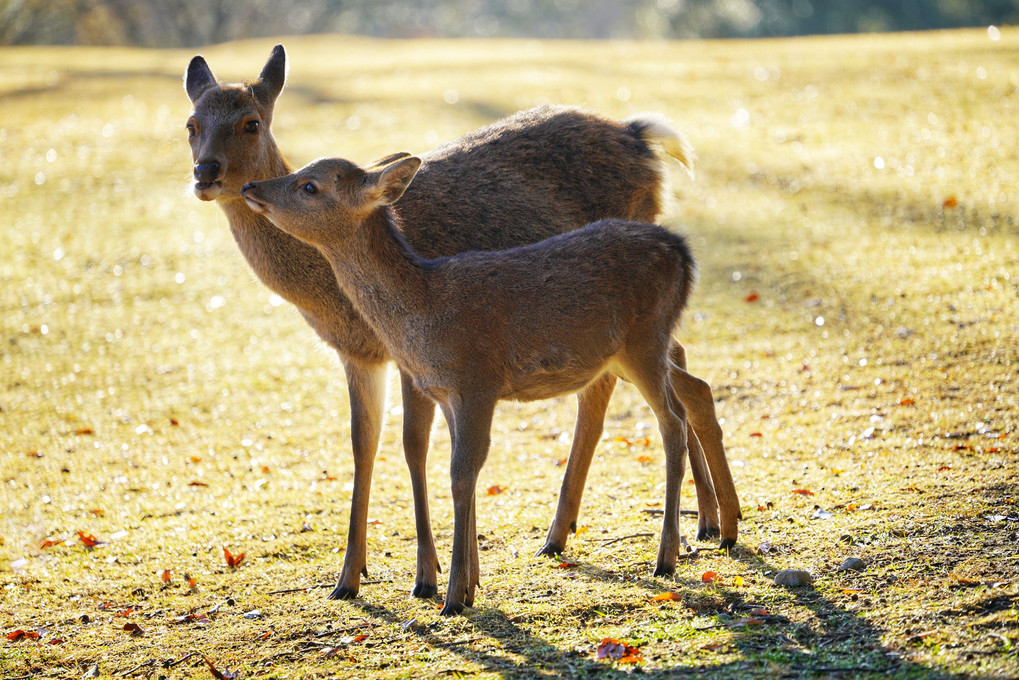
1 28 1018 679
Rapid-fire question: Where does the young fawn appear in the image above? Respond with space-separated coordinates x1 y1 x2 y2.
241 155 738 614
185 44 738 601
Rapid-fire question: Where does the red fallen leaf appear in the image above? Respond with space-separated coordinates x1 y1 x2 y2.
942 195 958 208
26 450 43 458
201 654 226 680
745 292 760 303
937 465 953 472
986 447 1002 453
352 634 368 643
749 432 763 438
701 570 721 583
900 398 916 406
596 638 643 663
189 481 209 487
635 455 654 463
650 591 681 602
123 622 144 637
78 532 102 548
367 519 383 526
116 608 134 618
161 569 172 583
728 617 764 627
170 417 180 426
224 548 246 569
189 456 202 463
900 487 923 492
555 458 567 466
487 485 505 495
6 630 40 641
48 637 64 644
261 465 270 473
75 427 95 435
258 631 272 640
791 489 814 496
89 509 105 516
39 539 64 549
749 606 769 616
187 574 198 590
757 504 767 511
557 562 579 569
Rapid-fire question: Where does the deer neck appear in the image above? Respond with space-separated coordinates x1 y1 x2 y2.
317 209 432 359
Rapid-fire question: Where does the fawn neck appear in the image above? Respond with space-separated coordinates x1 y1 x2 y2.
316 209 431 357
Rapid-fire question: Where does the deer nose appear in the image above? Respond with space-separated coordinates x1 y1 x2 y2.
194 160 221 182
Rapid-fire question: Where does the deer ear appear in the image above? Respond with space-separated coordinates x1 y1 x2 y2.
367 157 421 206
251 44 287 115
185 55 217 103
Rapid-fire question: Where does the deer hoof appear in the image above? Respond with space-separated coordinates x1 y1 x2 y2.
412 582 438 599
718 537 737 551
439 601 466 616
696 525 721 541
653 563 676 578
535 541 566 558
326 584 359 601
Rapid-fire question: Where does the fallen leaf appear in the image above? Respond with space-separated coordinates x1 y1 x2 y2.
75 427 95 435
6 630 40 642
224 548 245 569
942 195 958 208
115 608 134 618
650 591 681 602
201 654 226 680
745 292 760 303
123 622 144 637
89 509 104 516
26 450 43 458
635 455 654 463
596 638 643 663
937 465 953 472
352 634 368 643
701 570 721 584
78 532 103 548
900 398 916 406
574 526 589 536
791 489 815 496
189 456 202 463
39 539 64 549
749 432 763 438
557 562 579 569
728 617 764 627
841 588 864 594
48 637 64 644
170 418 180 426
732 575 746 587
189 481 209 487
187 574 198 590
487 485 505 495
258 631 272 640
161 569 172 583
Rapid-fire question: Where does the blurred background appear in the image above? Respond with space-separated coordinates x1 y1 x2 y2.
2 0 1018 46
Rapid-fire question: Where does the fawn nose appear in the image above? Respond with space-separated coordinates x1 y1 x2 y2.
194 160 221 182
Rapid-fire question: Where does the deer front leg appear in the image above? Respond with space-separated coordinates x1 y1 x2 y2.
328 360 387 600
538 373 616 557
669 342 720 540
440 394 496 616
399 370 440 598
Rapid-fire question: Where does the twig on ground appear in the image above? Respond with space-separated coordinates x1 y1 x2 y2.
267 580 386 595
117 659 157 676
598 532 654 548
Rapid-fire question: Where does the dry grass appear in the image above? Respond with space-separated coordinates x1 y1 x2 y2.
2 29 1018 679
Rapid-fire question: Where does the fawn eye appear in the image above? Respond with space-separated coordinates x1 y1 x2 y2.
244 120 259 134
301 182 317 195
186 122 197 137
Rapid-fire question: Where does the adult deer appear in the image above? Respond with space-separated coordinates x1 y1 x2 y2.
184 44 739 600
241 155 736 614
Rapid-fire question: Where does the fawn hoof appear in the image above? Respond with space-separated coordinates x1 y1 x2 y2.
326 584 359 601
718 537 737 551
653 563 676 578
412 582 438 599
696 525 721 541
439 601 466 616
535 541 566 558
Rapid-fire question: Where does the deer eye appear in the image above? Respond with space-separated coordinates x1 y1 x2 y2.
244 120 259 134
301 182 318 195
186 122 197 137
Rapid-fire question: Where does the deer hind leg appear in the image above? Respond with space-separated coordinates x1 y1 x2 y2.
329 360 387 600
617 346 688 578
538 373 617 557
668 361 740 549
400 371 440 598
440 392 497 616
669 342 720 540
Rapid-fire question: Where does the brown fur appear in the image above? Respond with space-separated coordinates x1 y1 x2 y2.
241 156 736 614
184 44 736 601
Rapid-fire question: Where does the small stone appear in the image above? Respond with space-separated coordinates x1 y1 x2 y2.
774 569 814 587
838 557 867 572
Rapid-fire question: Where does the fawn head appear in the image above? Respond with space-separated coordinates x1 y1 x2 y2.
241 156 422 245
184 44 288 201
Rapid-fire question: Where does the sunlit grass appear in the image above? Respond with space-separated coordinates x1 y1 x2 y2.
2 29 1017 679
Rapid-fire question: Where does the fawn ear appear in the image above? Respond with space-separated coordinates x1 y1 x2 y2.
368 151 414 169
185 55 217 103
365 157 421 206
251 44 287 118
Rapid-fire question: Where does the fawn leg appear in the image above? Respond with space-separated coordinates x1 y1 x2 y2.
620 352 688 578
399 371 440 598
440 393 496 616
538 373 616 557
328 360 387 600
668 363 740 549
669 343 720 540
